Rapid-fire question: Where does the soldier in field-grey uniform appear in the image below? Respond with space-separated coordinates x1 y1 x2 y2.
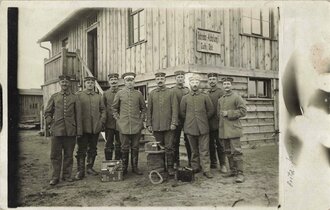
171 70 192 167
207 72 227 173
103 73 121 160
112 72 147 176
147 72 179 176
45 75 82 186
75 76 106 180
218 77 247 183
180 74 215 179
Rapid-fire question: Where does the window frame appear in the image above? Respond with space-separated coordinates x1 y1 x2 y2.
134 84 148 101
128 8 146 47
241 8 273 40
248 77 272 99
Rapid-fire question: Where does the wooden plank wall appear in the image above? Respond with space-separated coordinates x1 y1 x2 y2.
19 95 43 122
50 8 279 82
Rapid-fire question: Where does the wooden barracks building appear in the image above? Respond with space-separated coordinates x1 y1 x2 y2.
38 7 279 144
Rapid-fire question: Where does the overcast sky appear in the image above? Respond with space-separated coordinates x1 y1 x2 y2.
18 7 73 89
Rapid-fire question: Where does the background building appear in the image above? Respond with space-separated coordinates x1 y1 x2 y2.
38 7 279 144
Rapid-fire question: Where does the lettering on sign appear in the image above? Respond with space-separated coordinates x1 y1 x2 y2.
196 28 221 54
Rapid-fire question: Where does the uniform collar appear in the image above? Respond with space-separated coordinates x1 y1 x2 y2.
124 87 134 92
156 86 166 91
60 90 70 95
176 84 185 89
110 87 119 93
84 90 95 95
224 90 233 96
209 86 218 92
190 90 201 96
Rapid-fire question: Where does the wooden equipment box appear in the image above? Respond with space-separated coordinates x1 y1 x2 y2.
100 160 123 182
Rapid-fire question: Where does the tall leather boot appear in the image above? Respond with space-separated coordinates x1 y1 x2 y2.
217 146 227 173
184 137 192 167
166 152 175 176
86 155 98 176
209 139 217 169
122 151 129 176
222 156 236 178
75 156 85 180
234 158 245 183
114 148 122 160
132 150 143 175
104 148 113 160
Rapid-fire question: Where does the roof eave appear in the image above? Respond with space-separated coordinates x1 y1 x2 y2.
37 8 99 43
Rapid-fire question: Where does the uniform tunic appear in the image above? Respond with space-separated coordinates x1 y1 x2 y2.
77 90 106 134
112 87 147 135
171 84 190 125
218 91 247 139
208 87 225 131
44 90 82 180
103 87 120 130
147 87 179 131
180 91 215 136
45 90 82 136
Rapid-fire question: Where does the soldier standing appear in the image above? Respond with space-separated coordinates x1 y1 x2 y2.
147 72 179 176
207 73 227 173
171 70 191 167
112 72 147 176
180 75 215 178
75 76 106 180
45 75 82 185
218 77 247 183
103 73 121 160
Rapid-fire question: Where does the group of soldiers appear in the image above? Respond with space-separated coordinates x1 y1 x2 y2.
45 70 246 186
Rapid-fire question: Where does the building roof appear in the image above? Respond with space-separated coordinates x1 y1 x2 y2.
37 8 100 43
18 89 43 96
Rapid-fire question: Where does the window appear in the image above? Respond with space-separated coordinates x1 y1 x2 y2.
62 38 68 49
128 9 146 46
248 78 271 98
242 8 270 38
134 85 147 101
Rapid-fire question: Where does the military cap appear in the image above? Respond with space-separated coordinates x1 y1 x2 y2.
59 75 71 81
84 76 96 81
221 77 234 82
207 72 218 78
189 74 201 82
108 73 119 79
155 72 166 77
174 71 186 76
122 72 136 79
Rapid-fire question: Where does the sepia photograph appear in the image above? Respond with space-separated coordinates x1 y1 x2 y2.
9 3 280 207
1 1 328 210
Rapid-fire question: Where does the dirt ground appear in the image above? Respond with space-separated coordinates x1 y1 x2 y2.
16 130 278 207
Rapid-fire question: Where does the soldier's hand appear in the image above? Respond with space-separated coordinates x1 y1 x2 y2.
170 124 177 130
221 111 228 117
147 126 153 133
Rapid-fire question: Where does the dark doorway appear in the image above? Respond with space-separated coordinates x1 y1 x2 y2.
87 28 98 78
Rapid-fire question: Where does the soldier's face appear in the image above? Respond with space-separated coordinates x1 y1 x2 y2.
223 81 232 92
208 77 218 87
176 75 185 84
59 80 69 91
85 80 95 90
189 80 200 91
124 78 135 89
156 77 166 87
109 78 119 87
